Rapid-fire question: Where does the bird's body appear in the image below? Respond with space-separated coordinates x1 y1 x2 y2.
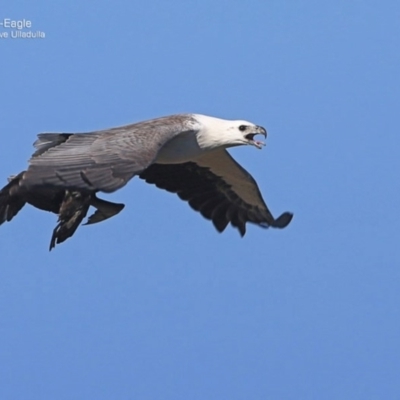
0 113 293 249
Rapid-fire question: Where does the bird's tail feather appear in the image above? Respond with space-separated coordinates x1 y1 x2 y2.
0 172 26 225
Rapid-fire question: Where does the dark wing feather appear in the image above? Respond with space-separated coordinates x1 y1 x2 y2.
139 150 293 236
84 196 125 225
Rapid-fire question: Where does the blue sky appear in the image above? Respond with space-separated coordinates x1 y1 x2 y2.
1 1 399 399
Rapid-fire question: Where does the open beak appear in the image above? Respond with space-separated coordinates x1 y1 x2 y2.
245 125 267 149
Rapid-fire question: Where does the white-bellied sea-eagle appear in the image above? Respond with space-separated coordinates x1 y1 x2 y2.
0 114 293 250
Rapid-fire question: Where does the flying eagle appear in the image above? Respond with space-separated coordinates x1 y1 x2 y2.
0 114 293 249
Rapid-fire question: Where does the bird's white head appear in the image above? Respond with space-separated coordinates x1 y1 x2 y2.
193 114 267 151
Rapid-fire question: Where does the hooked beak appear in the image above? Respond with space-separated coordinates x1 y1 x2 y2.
245 125 267 149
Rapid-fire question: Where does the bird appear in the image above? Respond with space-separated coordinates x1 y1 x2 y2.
0 113 293 249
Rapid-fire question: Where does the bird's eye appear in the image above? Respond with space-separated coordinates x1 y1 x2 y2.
239 125 246 131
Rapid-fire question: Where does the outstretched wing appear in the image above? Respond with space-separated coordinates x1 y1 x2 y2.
139 149 293 236
22 115 197 193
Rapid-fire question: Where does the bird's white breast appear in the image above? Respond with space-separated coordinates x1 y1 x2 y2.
155 131 205 164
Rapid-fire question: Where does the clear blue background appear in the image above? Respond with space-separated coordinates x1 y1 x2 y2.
1 1 399 399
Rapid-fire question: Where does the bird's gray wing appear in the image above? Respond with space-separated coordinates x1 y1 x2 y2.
139 149 293 236
22 115 196 193
31 133 73 157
